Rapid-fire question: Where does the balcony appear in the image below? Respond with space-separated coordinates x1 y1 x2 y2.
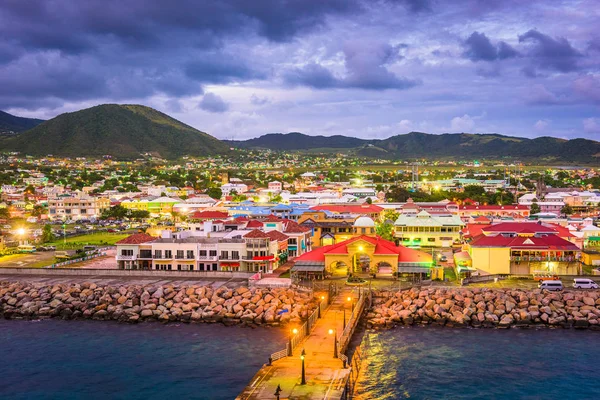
153 254 173 259
510 256 576 262
117 255 136 261
220 255 241 260
138 252 153 259
197 255 218 261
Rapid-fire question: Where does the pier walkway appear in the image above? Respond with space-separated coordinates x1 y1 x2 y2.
238 288 364 399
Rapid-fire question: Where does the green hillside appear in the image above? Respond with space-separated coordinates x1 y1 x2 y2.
2 104 228 159
228 131 600 163
0 110 45 134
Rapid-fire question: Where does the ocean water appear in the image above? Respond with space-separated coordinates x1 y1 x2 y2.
355 327 600 400
0 319 285 400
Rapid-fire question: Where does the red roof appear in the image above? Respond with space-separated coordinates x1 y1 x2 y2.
189 210 229 219
283 219 310 233
263 214 283 222
295 235 432 264
460 205 529 211
310 204 383 214
481 222 558 235
470 233 579 250
244 229 270 239
116 233 156 245
265 230 289 241
246 220 264 228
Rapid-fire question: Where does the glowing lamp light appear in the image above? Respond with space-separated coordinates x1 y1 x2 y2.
292 328 298 335
321 295 325 300
328 329 334 335
358 245 364 252
17 228 26 236
347 297 351 302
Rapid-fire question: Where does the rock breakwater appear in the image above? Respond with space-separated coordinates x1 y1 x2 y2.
0 281 316 326
368 287 600 330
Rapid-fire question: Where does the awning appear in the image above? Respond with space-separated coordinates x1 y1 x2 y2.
220 262 240 267
397 266 432 273
292 265 325 273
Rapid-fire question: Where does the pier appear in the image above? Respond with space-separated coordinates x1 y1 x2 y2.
237 286 367 400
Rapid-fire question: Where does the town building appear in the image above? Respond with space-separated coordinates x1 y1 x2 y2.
292 235 433 278
394 210 464 247
48 193 110 221
466 222 581 275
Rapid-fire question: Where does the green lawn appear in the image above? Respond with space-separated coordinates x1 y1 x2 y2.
444 267 457 282
48 232 131 249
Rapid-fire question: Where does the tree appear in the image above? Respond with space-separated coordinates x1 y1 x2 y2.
31 204 46 217
530 199 541 215
560 204 573 216
375 222 395 241
206 187 222 200
42 224 54 243
382 209 400 223
0 207 9 219
365 197 373 204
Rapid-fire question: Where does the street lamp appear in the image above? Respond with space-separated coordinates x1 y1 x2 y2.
347 296 355 312
288 328 298 356
274 384 282 400
328 328 338 358
300 348 306 385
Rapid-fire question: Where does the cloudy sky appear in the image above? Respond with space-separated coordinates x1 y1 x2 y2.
1 0 599 140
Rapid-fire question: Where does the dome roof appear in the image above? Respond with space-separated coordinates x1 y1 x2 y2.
354 216 375 227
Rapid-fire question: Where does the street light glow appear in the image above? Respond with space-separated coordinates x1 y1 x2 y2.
17 227 26 236
328 329 334 335
292 328 298 335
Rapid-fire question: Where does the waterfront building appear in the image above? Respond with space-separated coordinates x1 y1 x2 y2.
466 222 581 275
292 235 433 278
458 204 530 220
394 210 464 248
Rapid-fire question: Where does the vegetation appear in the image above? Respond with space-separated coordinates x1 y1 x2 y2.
100 205 149 220
2 104 229 159
228 131 600 163
0 110 44 134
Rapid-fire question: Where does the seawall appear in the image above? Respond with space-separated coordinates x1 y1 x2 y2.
368 287 600 329
0 281 317 325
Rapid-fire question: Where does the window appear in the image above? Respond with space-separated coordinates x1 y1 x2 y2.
121 249 133 256
232 251 239 259
212 263 218 271
361 228 366 234
428 238 436 242
322 228 332 233
165 250 172 258
199 250 207 256
198 263 204 271
154 250 162 258
221 251 229 259
176 250 184 259
209 250 217 257
187 250 194 259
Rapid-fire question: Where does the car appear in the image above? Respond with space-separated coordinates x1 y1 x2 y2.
539 280 563 291
573 278 599 289
439 255 448 262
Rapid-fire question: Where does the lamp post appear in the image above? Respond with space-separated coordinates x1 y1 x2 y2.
328 328 338 358
347 295 354 312
343 308 346 328
288 328 298 356
300 348 306 385
274 384 282 400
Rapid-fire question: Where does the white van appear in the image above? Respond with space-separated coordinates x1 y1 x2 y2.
539 280 563 291
573 279 599 289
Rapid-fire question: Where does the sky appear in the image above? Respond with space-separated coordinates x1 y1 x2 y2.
1 0 599 140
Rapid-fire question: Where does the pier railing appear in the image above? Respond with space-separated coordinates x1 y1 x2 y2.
338 293 366 354
269 294 329 364
340 345 365 400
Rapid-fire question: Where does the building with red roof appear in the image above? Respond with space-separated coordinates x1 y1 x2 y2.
188 210 229 221
458 204 530 220
310 204 383 220
292 235 433 278
466 221 581 275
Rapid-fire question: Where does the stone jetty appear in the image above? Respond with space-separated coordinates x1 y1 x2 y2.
368 287 600 330
0 281 317 326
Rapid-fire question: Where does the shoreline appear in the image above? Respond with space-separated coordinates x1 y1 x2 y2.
367 287 600 330
0 280 317 327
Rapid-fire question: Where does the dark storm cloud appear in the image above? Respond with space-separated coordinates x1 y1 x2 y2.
518 29 582 73
463 32 518 61
0 0 369 110
283 41 417 90
198 93 230 113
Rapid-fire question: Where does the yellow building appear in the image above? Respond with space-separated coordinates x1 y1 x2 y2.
292 235 433 278
298 212 377 246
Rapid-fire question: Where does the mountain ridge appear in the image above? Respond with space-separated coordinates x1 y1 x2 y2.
1 104 229 159
226 131 600 162
0 110 45 134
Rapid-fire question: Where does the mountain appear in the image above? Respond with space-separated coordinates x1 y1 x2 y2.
1 104 228 159
228 132 600 163
0 110 45 134
225 132 366 150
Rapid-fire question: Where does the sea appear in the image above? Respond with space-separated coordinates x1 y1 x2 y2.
2 320 600 400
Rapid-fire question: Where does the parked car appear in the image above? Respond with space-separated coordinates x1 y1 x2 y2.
539 280 564 291
573 278 599 289
439 255 448 262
